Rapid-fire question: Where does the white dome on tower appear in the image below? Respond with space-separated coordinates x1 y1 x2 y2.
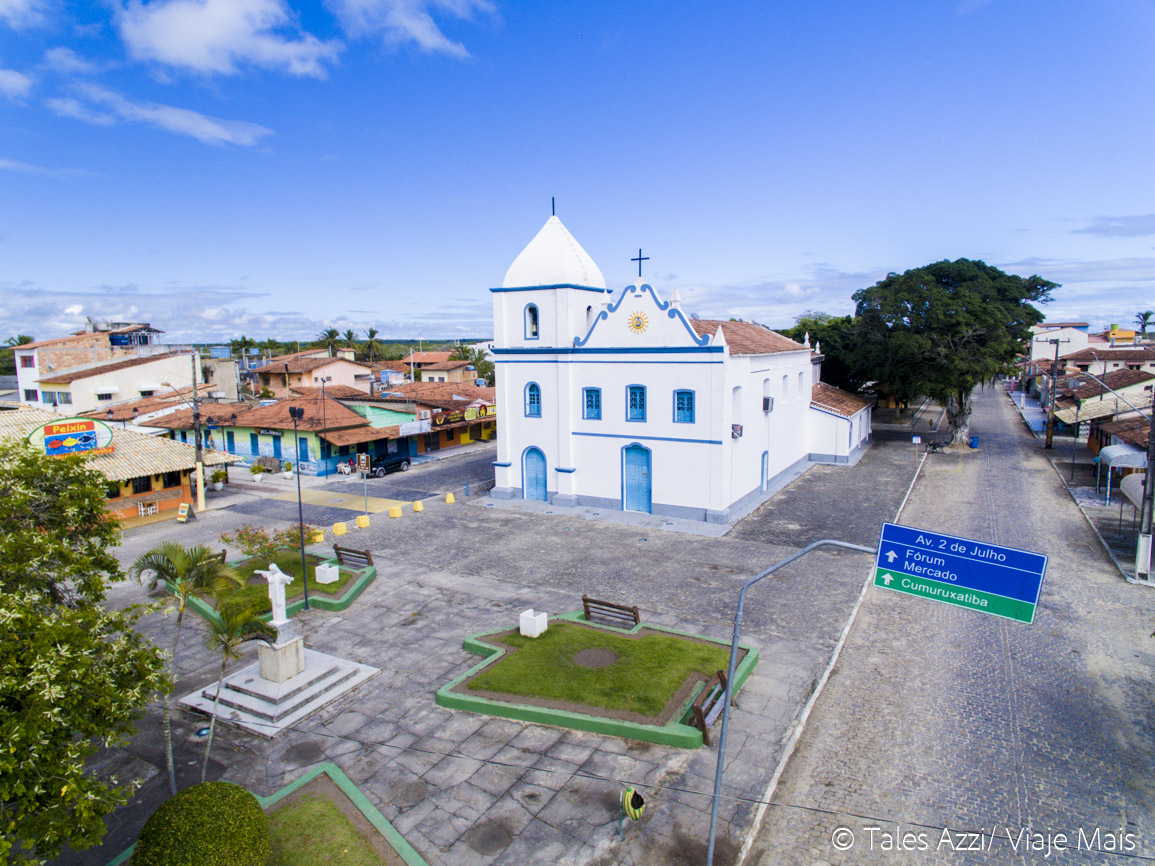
502 215 607 289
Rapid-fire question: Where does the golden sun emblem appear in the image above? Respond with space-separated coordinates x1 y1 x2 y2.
627 312 648 334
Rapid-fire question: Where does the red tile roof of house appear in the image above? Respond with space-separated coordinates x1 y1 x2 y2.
811 382 874 417
377 382 495 409
423 359 472 371
689 320 806 355
1071 370 1155 400
1062 347 1155 362
289 384 368 399
37 352 185 384
402 351 452 364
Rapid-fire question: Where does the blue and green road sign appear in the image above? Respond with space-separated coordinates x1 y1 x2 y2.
873 522 1047 624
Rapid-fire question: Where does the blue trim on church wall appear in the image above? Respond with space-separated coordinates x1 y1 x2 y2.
493 346 723 356
572 431 723 445
491 284 611 294
574 283 710 349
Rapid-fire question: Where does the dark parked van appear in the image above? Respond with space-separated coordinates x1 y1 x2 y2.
369 453 411 477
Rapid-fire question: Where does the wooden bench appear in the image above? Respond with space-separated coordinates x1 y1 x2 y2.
581 595 640 628
332 545 374 569
214 549 228 565
690 670 730 747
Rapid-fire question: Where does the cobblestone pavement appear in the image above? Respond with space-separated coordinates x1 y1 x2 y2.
748 386 1155 865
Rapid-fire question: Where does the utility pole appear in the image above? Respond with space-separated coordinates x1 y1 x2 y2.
188 353 206 513
1138 385 1155 582
1043 337 1070 449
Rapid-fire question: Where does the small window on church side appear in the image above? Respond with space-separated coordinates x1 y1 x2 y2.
798 371 805 398
525 382 542 417
583 388 601 420
674 390 695 423
525 305 539 339
627 385 646 422
586 306 593 330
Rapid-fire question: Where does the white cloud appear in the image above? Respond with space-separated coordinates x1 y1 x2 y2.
0 156 91 177
42 46 101 75
0 66 33 98
325 0 493 58
51 84 273 146
46 96 116 125
0 0 47 30
116 0 342 77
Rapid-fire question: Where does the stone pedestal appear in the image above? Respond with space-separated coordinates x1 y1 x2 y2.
315 563 340 585
259 636 305 683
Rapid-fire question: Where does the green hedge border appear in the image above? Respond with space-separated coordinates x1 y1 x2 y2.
106 763 427 866
170 555 376 628
434 612 759 749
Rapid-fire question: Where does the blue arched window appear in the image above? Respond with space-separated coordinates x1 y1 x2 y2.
525 304 539 339
525 382 542 417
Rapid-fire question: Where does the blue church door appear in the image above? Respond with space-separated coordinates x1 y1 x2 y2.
523 448 547 501
623 445 651 513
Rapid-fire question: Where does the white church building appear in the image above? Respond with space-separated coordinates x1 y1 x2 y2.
490 215 872 523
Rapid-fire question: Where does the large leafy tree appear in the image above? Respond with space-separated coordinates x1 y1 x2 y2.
130 544 241 796
0 440 169 864
0 438 122 604
851 259 1057 440
782 313 861 393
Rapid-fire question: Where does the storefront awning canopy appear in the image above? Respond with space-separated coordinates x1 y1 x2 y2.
1120 473 1147 509
1100 443 1148 470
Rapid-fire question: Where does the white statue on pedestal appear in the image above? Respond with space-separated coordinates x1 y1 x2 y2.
256 563 293 627
255 563 304 681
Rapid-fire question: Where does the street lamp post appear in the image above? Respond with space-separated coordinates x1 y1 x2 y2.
161 353 206 511
288 406 310 611
320 376 331 477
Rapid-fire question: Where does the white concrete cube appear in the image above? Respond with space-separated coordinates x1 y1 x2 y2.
315 563 340 585
519 608 548 638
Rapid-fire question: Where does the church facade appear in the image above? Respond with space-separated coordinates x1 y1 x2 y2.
490 215 871 523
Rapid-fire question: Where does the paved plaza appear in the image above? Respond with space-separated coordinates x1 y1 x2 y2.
55 385 1155 865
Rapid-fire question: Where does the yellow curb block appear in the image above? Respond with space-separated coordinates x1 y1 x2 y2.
355 514 370 528
333 522 347 536
413 500 424 512
445 493 455 504
389 506 403 518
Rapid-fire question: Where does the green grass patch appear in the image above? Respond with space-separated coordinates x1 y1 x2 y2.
216 551 357 614
467 622 729 717
267 792 383 866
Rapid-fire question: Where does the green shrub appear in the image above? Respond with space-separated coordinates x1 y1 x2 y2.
131 781 270 866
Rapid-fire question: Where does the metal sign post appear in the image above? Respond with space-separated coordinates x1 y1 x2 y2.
356 453 370 514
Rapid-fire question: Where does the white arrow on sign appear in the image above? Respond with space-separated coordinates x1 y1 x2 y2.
885 550 897 564
879 572 894 586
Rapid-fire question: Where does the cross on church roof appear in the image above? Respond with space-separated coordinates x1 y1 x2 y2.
631 248 649 278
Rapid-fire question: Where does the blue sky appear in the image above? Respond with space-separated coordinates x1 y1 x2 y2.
2 0 1153 344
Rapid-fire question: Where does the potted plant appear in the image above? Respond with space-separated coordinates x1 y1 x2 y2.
249 464 266 483
282 461 293 478
210 469 227 491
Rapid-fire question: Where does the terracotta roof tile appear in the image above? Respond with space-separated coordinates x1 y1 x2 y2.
688 320 806 355
289 384 367 399
1063 347 1155 362
811 382 873 417
37 352 186 384
402 351 452 364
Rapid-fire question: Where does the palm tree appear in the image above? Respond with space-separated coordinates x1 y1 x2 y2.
3 334 33 347
314 328 341 357
231 335 257 359
364 327 383 363
449 342 472 361
1135 311 1154 338
342 329 358 351
200 599 276 782
130 543 242 795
